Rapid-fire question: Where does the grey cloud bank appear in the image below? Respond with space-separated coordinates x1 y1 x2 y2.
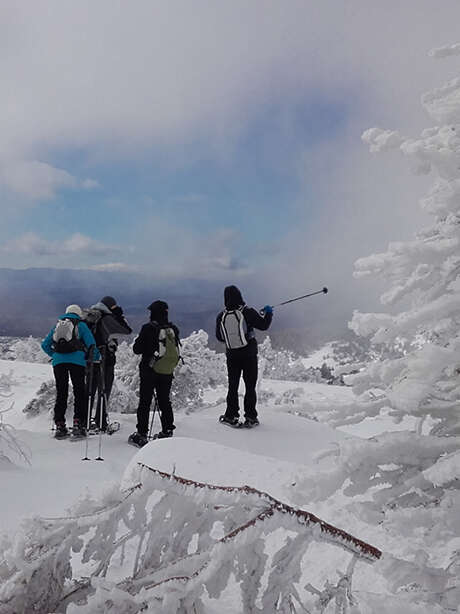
2 0 460 339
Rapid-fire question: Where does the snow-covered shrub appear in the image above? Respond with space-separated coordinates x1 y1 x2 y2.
274 387 305 405
116 331 226 412
259 337 323 382
23 379 56 417
106 381 139 414
0 465 381 614
0 371 30 466
173 329 226 409
6 336 49 363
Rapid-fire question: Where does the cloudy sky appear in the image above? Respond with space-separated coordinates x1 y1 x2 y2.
1 1 460 319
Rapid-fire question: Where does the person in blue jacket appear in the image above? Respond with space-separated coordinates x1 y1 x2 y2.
42 304 100 439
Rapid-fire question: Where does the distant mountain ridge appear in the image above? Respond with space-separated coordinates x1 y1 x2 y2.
0 267 222 338
0 268 349 351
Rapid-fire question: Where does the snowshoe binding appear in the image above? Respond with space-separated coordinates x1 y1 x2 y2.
106 421 120 435
219 415 241 428
54 423 69 439
243 417 259 429
153 429 174 440
128 432 148 448
70 421 87 440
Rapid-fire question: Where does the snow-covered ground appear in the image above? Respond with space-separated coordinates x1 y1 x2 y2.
0 359 352 535
0 358 456 613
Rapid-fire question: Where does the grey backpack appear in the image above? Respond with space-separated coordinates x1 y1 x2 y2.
220 307 248 350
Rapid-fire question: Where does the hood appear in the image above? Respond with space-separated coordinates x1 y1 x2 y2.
224 285 244 310
60 313 81 321
101 295 117 309
148 300 169 325
91 302 112 315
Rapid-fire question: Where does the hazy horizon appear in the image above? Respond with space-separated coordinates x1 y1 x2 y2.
2 1 460 337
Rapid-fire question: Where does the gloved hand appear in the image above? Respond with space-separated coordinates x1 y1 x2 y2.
107 338 118 353
262 305 273 315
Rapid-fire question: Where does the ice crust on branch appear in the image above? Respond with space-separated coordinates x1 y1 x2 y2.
0 464 381 614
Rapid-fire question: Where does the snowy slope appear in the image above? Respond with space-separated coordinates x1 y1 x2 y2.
1 359 454 613
0 359 351 536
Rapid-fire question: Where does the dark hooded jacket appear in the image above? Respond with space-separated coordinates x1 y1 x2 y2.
90 300 132 348
133 300 180 367
216 285 272 355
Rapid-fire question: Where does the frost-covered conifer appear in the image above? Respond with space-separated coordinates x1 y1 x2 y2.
259 337 323 382
303 44 460 609
351 48 460 433
115 331 227 412
6 336 48 363
0 371 29 466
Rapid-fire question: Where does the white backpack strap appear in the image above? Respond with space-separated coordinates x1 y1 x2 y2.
220 311 231 348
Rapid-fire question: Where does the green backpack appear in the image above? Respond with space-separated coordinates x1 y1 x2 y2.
152 325 180 375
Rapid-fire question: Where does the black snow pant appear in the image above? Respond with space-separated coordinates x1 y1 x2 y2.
225 348 258 421
53 363 87 426
136 364 174 435
91 351 115 429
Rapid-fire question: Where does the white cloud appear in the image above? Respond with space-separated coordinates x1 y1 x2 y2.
1 0 460 325
81 178 100 190
1 232 121 258
1 0 459 164
0 159 100 200
127 217 249 279
88 262 139 272
0 160 77 199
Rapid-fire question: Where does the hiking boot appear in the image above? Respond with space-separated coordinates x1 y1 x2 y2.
155 429 174 439
71 421 87 439
54 422 69 439
128 432 148 448
243 417 259 428
219 414 241 427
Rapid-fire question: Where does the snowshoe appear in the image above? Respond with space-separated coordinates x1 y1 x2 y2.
219 415 242 428
128 432 148 448
54 423 69 439
153 429 174 440
106 421 120 435
87 419 99 435
70 422 87 440
243 417 259 428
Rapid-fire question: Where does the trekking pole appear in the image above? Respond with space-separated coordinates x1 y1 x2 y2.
260 287 328 314
148 390 159 440
95 347 106 461
83 345 95 461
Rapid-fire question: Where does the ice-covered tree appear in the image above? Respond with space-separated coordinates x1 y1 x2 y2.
115 331 227 413
299 44 460 611
350 45 460 435
0 462 382 614
6 336 49 363
0 371 30 466
258 336 323 383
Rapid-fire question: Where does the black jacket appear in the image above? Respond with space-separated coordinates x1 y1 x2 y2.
216 305 272 355
90 302 132 349
133 320 180 367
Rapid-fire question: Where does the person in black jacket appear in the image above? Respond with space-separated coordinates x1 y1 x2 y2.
128 300 180 447
216 285 273 427
88 296 132 430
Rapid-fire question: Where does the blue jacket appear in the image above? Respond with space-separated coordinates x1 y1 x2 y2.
41 313 100 367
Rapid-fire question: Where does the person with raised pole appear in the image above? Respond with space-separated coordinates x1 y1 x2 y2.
216 285 273 428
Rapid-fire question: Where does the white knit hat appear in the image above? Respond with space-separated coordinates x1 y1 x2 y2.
65 304 83 318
